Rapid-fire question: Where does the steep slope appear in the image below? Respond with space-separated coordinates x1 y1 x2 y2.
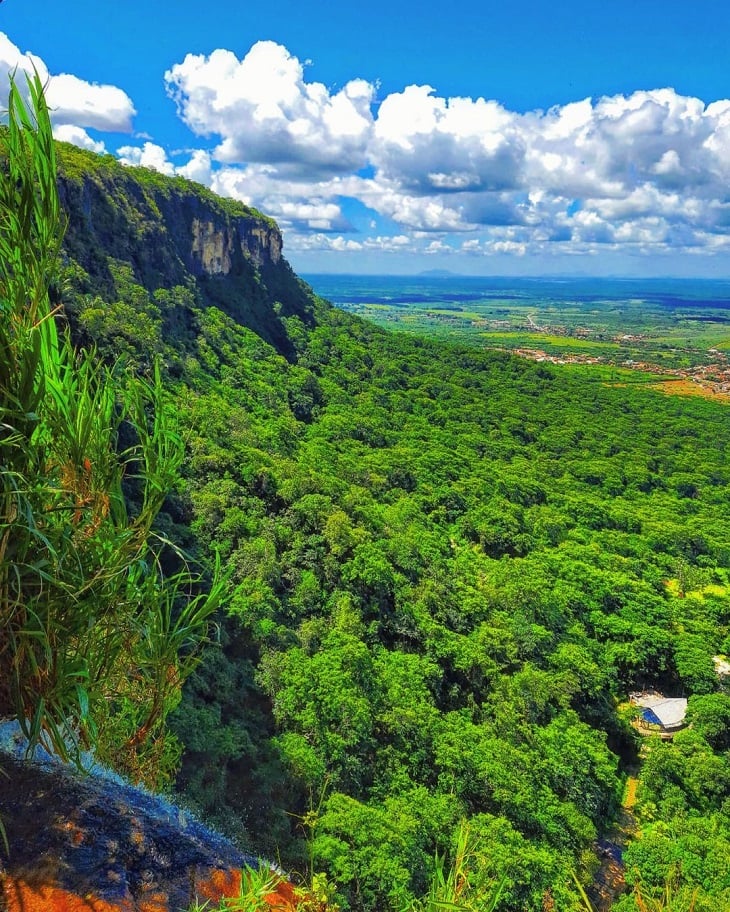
56 143 317 359
48 152 730 912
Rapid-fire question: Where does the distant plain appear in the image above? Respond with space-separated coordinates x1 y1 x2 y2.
305 275 730 383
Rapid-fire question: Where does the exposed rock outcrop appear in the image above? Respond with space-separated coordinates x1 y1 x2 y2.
0 753 301 912
55 145 318 359
190 217 282 276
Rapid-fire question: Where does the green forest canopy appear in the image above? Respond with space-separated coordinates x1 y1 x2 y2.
61 216 730 909
3 92 729 911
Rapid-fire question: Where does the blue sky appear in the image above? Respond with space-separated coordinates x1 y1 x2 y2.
4 0 730 276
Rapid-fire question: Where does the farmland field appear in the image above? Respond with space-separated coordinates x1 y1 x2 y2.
305 274 730 363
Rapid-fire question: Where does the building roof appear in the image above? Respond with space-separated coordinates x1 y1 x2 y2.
638 697 687 729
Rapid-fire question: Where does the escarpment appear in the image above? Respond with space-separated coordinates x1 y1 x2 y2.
55 144 316 358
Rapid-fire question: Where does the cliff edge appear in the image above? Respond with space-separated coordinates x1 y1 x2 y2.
56 144 320 359
0 728 304 912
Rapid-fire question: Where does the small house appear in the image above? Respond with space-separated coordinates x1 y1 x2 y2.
631 693 688 737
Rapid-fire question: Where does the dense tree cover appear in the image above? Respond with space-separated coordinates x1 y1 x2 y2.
614 695 730 912
44 144 730 910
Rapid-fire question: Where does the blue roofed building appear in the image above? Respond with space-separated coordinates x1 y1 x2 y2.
632 693 688 737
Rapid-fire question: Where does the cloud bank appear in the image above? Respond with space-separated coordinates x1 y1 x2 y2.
5 31 730 265
159 42 730 260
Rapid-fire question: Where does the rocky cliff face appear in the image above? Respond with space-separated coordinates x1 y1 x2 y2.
55 145 317 358
190 216 282 275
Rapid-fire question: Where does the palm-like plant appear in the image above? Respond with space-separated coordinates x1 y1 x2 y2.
400 821 506 912
0 73 223 785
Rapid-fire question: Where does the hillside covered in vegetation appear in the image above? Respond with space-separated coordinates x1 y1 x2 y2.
3 93 729 912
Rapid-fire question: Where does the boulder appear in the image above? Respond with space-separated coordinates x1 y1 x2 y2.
0 749 300 911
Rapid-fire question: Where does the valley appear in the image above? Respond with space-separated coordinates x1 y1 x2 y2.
307 274 730 399
2 121 729 912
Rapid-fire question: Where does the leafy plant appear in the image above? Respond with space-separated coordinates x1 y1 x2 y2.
0 72 222 786
398 821 506 912
615 876 702 912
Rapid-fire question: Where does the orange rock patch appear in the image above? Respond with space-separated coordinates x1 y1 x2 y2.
2 878 131 912
263 878 300 910
194 866 243 904
2 870 306 912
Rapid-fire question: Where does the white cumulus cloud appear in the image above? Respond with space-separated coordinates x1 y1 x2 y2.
117 142 175 175
0 33 135 133
372 86 525 193
209 164 353 232
164 41 375 176
288 233 364 253
176 149 213 185
46 74 135 132
0 32 47 82
53 124 106 154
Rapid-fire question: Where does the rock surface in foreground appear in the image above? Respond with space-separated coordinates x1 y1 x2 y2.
0 755 300 911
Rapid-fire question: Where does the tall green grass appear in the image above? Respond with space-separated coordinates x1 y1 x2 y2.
0 73 223 787
396 822 506 912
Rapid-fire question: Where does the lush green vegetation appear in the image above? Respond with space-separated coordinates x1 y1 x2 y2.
4 83 729 912
170 308 729 911
60 236 730 908
0 76 223 785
